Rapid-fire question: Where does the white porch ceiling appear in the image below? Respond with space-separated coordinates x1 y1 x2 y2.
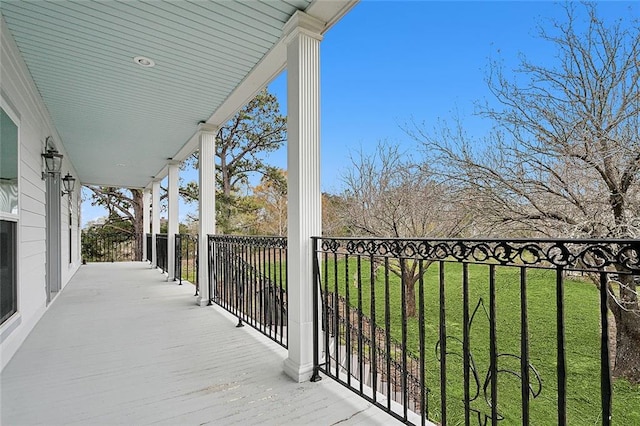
0 0 355 188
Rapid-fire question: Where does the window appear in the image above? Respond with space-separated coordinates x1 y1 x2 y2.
0 221 17 323
1 108 18 215
1 106 18 324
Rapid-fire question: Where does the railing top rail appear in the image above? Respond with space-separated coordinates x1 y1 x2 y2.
312 236 640 244
208 234 287 248
313 236 640 273
208 234 286 240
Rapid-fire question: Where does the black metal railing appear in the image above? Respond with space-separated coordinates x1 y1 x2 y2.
312 237 640 426
81 230 141 262
156 233 168 273
209 235 288 347
175 234 199 294
146 233 152 262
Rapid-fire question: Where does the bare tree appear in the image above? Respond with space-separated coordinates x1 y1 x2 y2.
340 142 472 317
412 4 640 381
322 193 349 237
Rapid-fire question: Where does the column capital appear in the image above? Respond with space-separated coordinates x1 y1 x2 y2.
283 11 324 43
198 123 218 135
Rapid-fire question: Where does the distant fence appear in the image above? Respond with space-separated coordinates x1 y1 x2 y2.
81 231 140 262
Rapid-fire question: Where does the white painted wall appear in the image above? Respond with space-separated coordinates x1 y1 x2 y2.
1 17 81 371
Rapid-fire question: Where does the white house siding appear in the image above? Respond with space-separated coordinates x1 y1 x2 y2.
1 16 81 371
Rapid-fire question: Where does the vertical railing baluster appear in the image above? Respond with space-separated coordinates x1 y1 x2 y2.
323 246 330 373
370 253 378 404
556 267 567 426
225 240 230 308
311 237 322 382
176 234 182 284
278 246 286 343
439 261 447 426
269 242 274 339
237 242 245 327
233 242 238 315
208 236 213 305
257 243 262 332
345 252 351 387
231 241 235 310
462 262 470 426
599 272 612 426
357 255 364 395
520 267 530 425
184 236 188 284
285 243 288 346
262 242 267 332
385 256 391 411
252 241 258 329
260 241 264 332
238 242 243 321
401 259 408 421
489 264 498 426
179 236 182 285
419 260 426 426
274 242 278 341
195 235 199 296
218 240 224 306
334 250 340 379
253 242 258 330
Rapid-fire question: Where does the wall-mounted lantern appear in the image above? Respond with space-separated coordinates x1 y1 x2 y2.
42 139 63 178
61 173 76 196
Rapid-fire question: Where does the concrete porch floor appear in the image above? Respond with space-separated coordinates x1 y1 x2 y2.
1 262 399 425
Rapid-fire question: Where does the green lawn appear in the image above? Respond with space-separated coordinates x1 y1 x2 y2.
319 257 640 425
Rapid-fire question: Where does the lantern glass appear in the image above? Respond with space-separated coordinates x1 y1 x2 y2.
43 149 63 174
62 173 76 194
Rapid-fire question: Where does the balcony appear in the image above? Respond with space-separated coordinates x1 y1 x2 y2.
0 262 399 425
3 235 638 425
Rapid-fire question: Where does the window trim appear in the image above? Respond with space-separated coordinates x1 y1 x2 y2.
1 98 20 328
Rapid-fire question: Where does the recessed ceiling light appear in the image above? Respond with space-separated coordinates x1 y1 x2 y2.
133 56 155 67
116 163 126 167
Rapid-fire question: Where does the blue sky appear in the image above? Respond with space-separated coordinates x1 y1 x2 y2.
81 0 638 227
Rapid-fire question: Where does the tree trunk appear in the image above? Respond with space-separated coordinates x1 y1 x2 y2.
609 272 640 383
400 259 418 318
131 189 144 261
403 273 417 318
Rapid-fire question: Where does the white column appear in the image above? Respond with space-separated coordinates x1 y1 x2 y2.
152 179 161 268
142 188 151 262
196 123 217 306
167 162 179 281
282 11 324 383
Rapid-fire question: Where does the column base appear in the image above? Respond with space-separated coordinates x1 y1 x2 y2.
283 357 314 383
195 295 209 306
